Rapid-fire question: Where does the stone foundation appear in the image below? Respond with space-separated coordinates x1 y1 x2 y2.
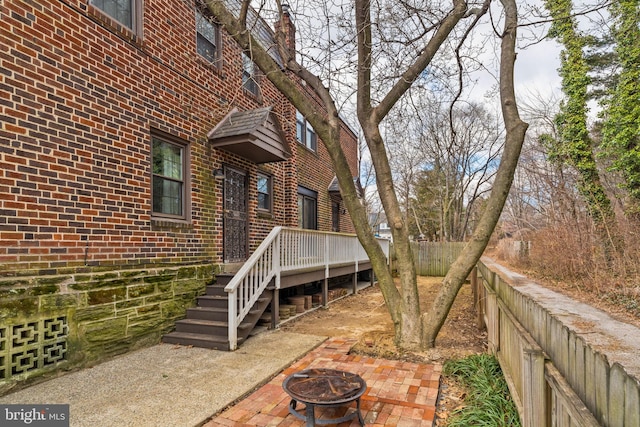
0 263 216 395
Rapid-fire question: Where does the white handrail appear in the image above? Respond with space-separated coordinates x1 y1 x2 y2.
224 227 388 350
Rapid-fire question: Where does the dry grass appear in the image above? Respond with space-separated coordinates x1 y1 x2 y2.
492 217 640 326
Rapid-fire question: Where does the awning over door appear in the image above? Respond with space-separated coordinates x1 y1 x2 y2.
328 176 364 198
208 107 291 164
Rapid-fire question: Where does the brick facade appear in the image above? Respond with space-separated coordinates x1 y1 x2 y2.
0 0 358 390
0 0 358 274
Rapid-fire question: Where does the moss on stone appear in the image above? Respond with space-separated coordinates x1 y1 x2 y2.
0 288 27 299
81 317 128 344
30 284 60 296
0 279 32 289
121 270 148 278
74 305 116 322
0 297 38 318
115 298 144 310
176 266 197 279
145 292 173 304
127 283 156 298
87 288 126 305
136 304 160 315
173 279 206 296
36 276 72 286
161 300 189 320
39 294 78 311
144 274 175 286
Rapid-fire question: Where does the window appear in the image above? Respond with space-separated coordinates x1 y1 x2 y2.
296 110 317 151
332 201 340 232
152 136 188 219
257 173 272 212
196 10 219 64
91 0 136 30
242 53 260 96
297 186 317 229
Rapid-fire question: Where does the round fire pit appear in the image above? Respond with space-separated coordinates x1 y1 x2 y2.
282 368 367 426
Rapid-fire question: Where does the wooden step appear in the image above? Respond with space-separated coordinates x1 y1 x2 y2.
205 284 227 296
214 274 235 287
196 295 228 308
175 318 227 335
175 318 253 335
186 306 228 322
162 331 241 351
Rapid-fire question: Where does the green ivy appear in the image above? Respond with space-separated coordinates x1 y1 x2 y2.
600 0 640 205
544 0 615 225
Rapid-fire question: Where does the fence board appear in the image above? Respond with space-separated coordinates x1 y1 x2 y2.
574 336 586 403
411 242 464 276
625 375 640 427
545 363 601 427
477 258 640 427
594 353 610 424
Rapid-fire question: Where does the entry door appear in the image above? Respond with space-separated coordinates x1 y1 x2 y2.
223 166 248 263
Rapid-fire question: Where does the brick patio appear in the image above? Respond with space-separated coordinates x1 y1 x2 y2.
205 338 442 426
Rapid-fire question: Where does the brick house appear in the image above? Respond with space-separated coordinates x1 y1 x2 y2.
0 0 367 390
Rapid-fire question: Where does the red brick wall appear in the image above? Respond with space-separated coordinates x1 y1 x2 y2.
0 0 358 274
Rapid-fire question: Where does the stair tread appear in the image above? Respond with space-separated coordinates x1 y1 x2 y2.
163 331 228 343
176 317 253 327
189 306 226 312
176 318 227 326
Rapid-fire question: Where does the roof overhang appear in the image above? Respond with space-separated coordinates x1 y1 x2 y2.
328 176 363 198
207 107 291 164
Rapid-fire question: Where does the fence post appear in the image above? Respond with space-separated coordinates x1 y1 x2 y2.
470 267 484 330
486 288 499 354
523 349 548 427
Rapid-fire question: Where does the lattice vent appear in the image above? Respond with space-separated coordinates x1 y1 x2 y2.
0 316 68 380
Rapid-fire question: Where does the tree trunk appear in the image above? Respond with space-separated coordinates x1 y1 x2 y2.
422 0 528 347
207 0 525 351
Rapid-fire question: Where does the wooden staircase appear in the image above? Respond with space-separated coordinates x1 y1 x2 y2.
162 274 273 351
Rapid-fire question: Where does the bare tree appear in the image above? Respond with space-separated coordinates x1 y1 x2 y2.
205 0 527 349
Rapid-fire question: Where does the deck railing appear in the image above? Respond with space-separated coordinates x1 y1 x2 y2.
224 227 389 350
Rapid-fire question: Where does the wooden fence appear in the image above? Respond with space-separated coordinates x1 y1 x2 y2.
474 258 640 427
410 241 465 276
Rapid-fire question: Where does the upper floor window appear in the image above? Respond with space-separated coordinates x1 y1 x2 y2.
257 173 272 212
242 53 260 96
196 10 220 65
296 110 317 152
152 135 188 219
91 0 137 31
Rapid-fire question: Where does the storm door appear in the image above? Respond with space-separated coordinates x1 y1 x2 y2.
223 166 248 263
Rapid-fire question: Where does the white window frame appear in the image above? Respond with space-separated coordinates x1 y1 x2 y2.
296 110 317 152
256 173 272 212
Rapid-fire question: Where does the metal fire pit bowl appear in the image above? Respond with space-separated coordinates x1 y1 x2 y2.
282 368 367 426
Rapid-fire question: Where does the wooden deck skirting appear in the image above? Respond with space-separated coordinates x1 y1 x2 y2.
475 257 640 427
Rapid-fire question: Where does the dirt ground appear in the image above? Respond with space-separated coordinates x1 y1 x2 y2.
279 276 487 424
